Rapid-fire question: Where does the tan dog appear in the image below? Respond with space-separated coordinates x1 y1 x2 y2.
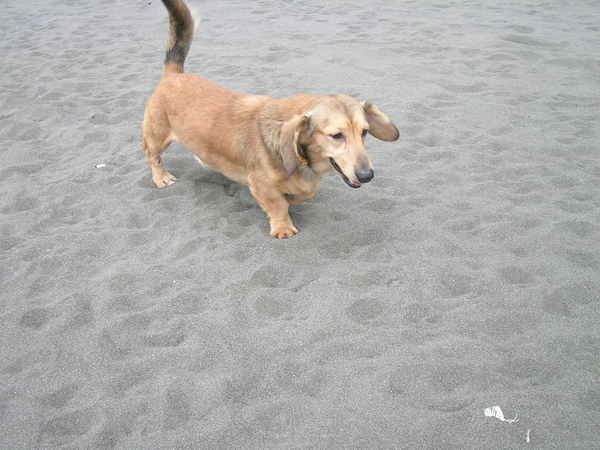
142 0 399 238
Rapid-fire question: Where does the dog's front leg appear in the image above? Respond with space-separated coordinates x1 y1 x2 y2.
249 181 298 238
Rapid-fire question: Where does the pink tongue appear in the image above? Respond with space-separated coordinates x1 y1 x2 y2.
352 180 363 187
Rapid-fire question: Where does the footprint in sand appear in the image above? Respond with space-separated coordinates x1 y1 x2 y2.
19 308 51 329
38 384 80 409
498 265 534 285
387 362 474 412
163 387 193 430
99 314 186 361
345 299 384 325
577 390 600 413
254 291 295 319
275 361 327 397
40 408 95 441
542 280 599 317
319 228 387 259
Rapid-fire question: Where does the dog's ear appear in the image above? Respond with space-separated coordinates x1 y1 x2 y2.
279 114 311 176
361 101 400 142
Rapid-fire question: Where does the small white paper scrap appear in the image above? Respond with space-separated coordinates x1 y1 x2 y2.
95 163 106 169
484 406 519 424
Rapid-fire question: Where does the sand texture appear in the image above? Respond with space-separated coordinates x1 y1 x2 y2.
1 0 599 448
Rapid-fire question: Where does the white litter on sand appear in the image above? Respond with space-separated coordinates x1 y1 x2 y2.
484 406 520 424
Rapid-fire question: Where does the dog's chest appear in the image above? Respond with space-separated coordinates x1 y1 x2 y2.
282 169 322 196
194 155 212 170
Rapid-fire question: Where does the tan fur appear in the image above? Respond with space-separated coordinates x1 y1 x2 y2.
142 0 399 238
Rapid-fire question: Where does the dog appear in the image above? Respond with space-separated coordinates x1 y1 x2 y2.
142 0 399 238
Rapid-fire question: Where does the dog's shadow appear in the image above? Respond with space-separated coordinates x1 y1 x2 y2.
162 150 315 232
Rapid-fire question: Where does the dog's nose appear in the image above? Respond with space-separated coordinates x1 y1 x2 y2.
355 168 374 183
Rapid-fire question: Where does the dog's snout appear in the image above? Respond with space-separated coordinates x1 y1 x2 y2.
355 168 374 183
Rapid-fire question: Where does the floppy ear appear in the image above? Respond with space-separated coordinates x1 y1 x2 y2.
361 101 400 142
278 114 311 176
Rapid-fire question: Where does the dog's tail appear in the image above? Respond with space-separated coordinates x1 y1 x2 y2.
162 0 195 76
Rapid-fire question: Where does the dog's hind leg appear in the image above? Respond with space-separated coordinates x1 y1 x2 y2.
141 112 177 188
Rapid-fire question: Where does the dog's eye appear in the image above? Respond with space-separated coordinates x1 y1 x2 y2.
362 129 369 137
331 133 344 140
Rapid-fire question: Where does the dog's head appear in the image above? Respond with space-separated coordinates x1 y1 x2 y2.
279 95 399 187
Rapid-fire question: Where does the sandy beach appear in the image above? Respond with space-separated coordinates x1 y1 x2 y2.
1 0 599 448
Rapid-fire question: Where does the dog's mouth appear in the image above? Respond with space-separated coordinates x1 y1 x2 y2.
329 158 362 188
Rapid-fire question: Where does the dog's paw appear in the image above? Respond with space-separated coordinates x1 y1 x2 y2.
270 225 299 239
153 172 177 188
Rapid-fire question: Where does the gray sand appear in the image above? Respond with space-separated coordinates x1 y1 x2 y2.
1 0 599 448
